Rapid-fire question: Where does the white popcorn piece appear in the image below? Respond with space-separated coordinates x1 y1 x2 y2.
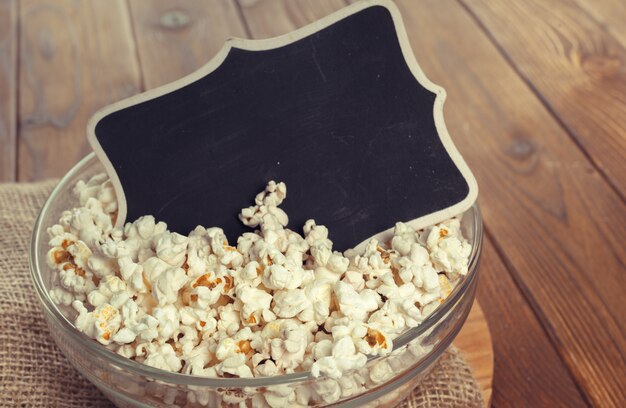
180 306 217 334
73 174 108 205
299 280 332 324
303 220 332 248
263 385 296 408
410 242 430 266
50 286 74 306
311 337 367 379
73 301 121 345
219 353 253 378
334 281 381 322
156 231 189 267
118 256 148 294
269 320 309 372
154 266 188 306
341 270 365 291
422 265 440 293
239 181 288 232
235 261 263 288
338 375 364 398
368 304 407 336
368 360 394 385
181 339 211 376
153 304 180 339
357 327 393 357
124 216 167 262
390 222 419 256
217 303 242 336
143 343 182 372
313 378 342 404
87 275 127 307
117 297 159 343
237 285 273 326
272 289 310 319
376 275 423 328
427 219 472 276
263 264 300 291
255 359 279 377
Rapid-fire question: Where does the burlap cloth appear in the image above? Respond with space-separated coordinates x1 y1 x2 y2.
0 180 484 408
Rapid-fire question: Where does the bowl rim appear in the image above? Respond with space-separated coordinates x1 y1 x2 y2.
29 152 483 387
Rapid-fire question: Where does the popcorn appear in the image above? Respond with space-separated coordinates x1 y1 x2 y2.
73 301 121 345
376 276 423 327
142 343 182 372
48 174 472 400
368 360 394 384
334 281 381 322
313 378 342 404
180 306 217 333
358 327 393 357
87 275 127 307
219 353 253 378
272 289 310 318
311 337 367 379
217 303 241 336
237 285 273 326
118 256 148 294
152 266 188 306
239 181 288 232
269 320 310 372
427 219 471 276
300 280 332 324
263 264 300 290
153 304 180 339
390 222 419 256
156 231 188 267
181 339 211 375
264 385 297 408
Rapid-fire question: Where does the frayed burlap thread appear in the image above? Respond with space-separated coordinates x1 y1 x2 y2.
0 181 483 408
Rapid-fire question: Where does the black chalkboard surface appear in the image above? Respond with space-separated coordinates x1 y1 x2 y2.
87 0 477 251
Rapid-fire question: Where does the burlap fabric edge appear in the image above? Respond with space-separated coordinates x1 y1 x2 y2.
0 180 483 408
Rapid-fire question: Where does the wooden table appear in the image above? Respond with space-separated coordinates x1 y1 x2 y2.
1 0 624 406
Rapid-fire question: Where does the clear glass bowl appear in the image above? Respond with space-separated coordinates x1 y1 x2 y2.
29 153 483 408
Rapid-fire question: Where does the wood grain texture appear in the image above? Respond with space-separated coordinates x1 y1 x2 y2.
0 0 17 181
128 0 247 90
460 0 626 199
392 0 626 406
237 0 346 39
18 0 141 181
453 301 493 407
572 0 626 49
476 237 588 407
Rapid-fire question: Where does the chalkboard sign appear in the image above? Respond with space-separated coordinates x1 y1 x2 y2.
87 0 478 251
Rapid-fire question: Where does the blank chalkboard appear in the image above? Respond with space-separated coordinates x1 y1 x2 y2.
87 0 477 251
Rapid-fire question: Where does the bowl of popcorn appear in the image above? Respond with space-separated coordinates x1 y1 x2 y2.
30 153 482 408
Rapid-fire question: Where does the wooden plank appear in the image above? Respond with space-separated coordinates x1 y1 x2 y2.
390 0 626 406
460 0 626 198
571 0 626 51
237 0 346 38
18 0 141 181
127 0 247 90
454 301 494 407
476 238 588 407
0 0 17 181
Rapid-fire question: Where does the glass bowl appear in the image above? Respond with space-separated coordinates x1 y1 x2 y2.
29 153 483 408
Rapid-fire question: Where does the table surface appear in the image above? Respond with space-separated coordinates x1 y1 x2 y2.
1 0 625 406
